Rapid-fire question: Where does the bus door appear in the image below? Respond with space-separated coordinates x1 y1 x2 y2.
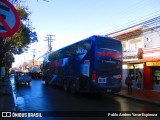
79 60 90 91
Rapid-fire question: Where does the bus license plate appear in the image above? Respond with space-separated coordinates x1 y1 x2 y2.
98 77 107 83
107 89 112 92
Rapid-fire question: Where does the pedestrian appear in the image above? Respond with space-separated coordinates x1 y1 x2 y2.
136 71 142 89
125 74 132 93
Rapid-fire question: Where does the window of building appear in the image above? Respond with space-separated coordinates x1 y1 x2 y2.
128 37 142 51
122 41 127 51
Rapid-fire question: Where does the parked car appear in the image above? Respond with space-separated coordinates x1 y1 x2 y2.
15 71 31 86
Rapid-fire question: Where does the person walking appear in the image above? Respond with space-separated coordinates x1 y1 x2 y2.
125 74 132 93
136 71 142 89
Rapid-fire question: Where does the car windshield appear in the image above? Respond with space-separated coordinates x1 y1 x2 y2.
29 66 41 72
16 72 27 76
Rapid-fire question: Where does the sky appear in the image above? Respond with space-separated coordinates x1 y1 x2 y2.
12 0 160 67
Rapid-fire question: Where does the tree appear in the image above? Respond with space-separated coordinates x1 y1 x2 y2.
0 1 38 77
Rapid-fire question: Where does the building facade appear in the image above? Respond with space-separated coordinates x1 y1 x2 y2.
108 23 160 92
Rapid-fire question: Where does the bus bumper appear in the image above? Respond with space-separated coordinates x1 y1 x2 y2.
92 84 122 94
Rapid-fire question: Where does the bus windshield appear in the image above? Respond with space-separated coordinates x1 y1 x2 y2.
96 37 122 76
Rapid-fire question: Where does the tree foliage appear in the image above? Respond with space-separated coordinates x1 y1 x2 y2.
0 1 38 72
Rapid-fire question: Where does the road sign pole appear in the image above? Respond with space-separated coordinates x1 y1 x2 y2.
0 37 3 80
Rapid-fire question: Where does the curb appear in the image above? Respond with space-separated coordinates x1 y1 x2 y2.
0 78 17 111
10 78 18 112
115 93 160 106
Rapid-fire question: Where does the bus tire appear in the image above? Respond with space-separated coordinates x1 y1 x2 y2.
27 82 30 86
70 81 76 94
45 81 48 85
63 80 69 92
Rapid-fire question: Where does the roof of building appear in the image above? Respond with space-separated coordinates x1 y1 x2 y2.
108 25 143 41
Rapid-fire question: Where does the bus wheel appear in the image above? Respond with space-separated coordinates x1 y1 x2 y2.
70 81 76 94
28 82 30 86
45 81 48 85
63 80 69 92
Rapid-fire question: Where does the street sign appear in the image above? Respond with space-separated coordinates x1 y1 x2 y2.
0 0 20 37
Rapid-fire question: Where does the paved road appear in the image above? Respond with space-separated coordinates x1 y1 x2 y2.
13 79 160 120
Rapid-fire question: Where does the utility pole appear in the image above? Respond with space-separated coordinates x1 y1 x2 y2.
44 34 55 52
32 49 36 66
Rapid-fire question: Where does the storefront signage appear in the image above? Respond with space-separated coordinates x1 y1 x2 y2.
146 62 160 66
128 64 143 69
143 47 160 60
143 52 160 59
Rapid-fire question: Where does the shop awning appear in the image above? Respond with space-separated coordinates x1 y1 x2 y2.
108 25 143 41
126 57 160 64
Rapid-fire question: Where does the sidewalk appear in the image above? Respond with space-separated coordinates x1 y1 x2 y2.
0 77 16 111
116 87 160 105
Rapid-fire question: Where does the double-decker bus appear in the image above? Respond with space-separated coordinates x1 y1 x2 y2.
42 35 122 94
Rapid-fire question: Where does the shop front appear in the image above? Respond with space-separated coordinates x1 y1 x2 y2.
142 46 160 91
145 62 160 91
128 63 143 89
122 49 144 88
122 62 144 88
121 41 160 91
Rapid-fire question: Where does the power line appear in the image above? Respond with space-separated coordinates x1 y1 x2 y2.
100 11 160 35
37 0 49 2
114 0 152 20
106 15 160 36
44 34 55 52
36 34 55 60
67 0 156 30
104 15 160 43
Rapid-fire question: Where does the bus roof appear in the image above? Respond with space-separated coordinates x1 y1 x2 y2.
45 35 120 59
56 35 119 50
